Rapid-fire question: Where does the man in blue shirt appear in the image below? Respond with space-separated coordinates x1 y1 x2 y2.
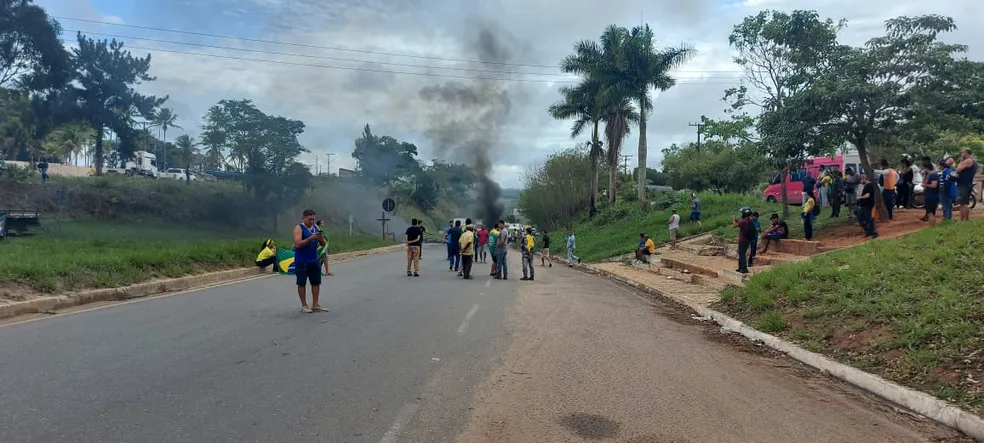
566 230 580 267
293 209 326 313
940 157 958 220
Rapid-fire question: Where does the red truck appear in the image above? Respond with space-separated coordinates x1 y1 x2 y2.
763 155 845 205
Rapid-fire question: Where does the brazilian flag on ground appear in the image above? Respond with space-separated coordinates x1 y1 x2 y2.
274 245 328 275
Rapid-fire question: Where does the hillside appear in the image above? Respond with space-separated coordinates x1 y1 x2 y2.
0 172 468 237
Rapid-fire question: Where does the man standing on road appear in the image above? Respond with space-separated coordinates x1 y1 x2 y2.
405 218 423 277
444 221 453 263
566 229 580 267
448 220 463 273
293 209 327 313
539 230 552 267
521 227 536 281
475 224 489 263
489 224 500 276
857 174 880 238
955 148 978 222
459 224 475 279
495 220 509 280
667 209 681 250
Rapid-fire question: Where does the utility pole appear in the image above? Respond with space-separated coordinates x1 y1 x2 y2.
689 121 704 152
315 155 320 175
325 152 335 176
620 154 633 176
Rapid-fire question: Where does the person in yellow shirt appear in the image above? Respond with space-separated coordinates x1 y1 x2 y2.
458 224 476 279
255 239 277 272
802 190 817 240
521 227 536 281
635 234 656 263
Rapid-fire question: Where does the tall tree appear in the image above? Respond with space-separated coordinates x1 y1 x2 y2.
725 10 844 217
599 25 695 203
154 107 180 170
0 0 70 90
602 97 638 204
70 34 166 175
351 124 419 187
802 15 966 219
548 79 602 217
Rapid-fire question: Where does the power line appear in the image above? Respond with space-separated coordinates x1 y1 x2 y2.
688 121 704 152
54 16 561 69
80 43 742 85
117 45 579 84
55 16 745 75
66 29 747 81
63 29 575 78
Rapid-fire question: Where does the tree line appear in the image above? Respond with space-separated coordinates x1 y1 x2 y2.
351 124 477 212
535 10 984 221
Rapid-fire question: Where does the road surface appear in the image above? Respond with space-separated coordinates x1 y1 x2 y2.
0 246 968 442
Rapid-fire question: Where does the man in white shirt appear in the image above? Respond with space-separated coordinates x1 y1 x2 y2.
667 209 681 250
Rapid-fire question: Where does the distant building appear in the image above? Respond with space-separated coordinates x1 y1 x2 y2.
337 168 357 178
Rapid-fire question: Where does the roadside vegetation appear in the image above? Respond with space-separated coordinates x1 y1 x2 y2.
716 219 984 415
0 221 391 295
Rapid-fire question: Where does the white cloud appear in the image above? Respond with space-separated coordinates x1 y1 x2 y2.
36 0 984 189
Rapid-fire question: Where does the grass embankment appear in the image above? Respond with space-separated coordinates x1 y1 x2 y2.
551 193 850 262
717 219 984 415
0 221 392 294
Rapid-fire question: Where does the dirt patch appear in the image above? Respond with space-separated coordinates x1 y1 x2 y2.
814 209 984 248
0 283 38 304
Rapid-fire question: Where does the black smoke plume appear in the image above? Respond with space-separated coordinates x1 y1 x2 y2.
417 27 519 225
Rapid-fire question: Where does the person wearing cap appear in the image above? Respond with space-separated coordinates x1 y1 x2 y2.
940 156 957 220
731 207 755 274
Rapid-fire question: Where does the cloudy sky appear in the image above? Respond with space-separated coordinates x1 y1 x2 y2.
36 0 983 188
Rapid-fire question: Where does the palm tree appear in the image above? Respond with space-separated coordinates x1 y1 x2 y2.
173 134 199 182
45 123 95 164
154 108 180 170
549 79 603 216
602 97 639 204
601 25 695 203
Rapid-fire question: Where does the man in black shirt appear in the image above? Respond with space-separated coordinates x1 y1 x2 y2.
856 175 879 238
448 220 463 272
405 218 423 277
539 231 552 267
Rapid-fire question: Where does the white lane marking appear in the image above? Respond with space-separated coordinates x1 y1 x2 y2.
457 303 480 335
379 403 420 443
484 279 491 288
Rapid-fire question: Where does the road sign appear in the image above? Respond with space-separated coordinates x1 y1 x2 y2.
382 197 396 213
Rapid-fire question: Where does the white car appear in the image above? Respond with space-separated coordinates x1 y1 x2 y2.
160 168 198 181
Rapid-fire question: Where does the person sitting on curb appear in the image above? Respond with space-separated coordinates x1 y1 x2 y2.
255 239 278 272
759 214 788 254
635 234 656 264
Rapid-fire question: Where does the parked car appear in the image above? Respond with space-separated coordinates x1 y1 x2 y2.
160 168 198 181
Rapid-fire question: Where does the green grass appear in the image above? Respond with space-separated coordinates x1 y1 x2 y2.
0 221 392 293
547 192 851 262
716 219 984 415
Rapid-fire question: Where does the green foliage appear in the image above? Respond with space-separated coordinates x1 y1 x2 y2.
0 221 391 293
351 124 419 187
793 15 968 219
0 0 71 90
717 219 984 415
518 147 592 229
556 193 767 262
70 33 166 174
661 140 769 194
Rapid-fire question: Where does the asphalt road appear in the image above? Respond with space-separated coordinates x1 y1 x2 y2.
0 245 512 443
0 246 969 443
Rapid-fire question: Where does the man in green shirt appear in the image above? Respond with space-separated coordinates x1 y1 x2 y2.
488 226 500 276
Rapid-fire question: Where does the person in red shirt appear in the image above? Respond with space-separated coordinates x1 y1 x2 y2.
475 224 490 263
731 207 755 274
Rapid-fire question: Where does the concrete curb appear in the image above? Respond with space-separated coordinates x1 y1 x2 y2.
0 244 402 321
571 260 984 441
